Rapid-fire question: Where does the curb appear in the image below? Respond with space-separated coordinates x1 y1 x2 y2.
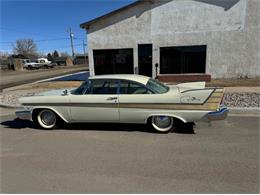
228 107 260 111
228 107 260 116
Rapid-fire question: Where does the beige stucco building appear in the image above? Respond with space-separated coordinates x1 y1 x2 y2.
80 0 260 80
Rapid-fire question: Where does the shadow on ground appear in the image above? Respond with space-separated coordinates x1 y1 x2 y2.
1 118 195 134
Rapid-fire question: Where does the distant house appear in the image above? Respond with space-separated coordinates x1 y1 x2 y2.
10 54 38 61
9 54 28 59
0 57 9 70
6 54 28 70
73 54 89 65
3 54 40 70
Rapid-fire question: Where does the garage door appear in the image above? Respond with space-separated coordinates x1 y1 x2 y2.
160 45 206 74
93 49 134 75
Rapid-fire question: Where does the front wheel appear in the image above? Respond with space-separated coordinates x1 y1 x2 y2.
36 109 57 129
150 116 175 133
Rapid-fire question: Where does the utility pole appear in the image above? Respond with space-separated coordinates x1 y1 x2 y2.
69 27 75 59
82 40 87 66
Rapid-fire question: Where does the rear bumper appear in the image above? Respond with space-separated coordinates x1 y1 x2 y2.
15 110 32 120
206 107 229 121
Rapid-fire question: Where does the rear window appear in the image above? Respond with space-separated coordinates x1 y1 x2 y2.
120 80 152 94
146 79 169 94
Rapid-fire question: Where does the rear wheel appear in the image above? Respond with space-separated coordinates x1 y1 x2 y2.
150 116 174 133
35 109 57 129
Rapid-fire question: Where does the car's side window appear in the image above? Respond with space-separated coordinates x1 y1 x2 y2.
72 80 90 95
103 80 118 94
91 80 105 94
119 81 129 94
120 80 152 94
88 80 119 94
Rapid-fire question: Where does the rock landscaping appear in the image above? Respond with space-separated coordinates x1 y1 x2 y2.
223 93 259 108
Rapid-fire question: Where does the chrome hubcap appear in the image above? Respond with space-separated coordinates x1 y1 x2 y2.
40 111 56 126
153 116 172 129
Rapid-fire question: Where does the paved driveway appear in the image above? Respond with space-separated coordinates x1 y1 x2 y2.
0 114 259 193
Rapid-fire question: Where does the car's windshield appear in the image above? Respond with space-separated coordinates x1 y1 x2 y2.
71 81 89 95
146 78 169 94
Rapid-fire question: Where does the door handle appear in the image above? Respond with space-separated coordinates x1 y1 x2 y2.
106 97 118 101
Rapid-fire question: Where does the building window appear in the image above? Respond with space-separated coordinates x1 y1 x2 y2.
160 45 206 74
93 49 133 75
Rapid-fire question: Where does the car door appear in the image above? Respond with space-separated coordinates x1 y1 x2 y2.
69 79 119 122
118 80 157 123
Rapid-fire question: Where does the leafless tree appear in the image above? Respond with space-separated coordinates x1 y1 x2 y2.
13 39 38 55
0 51 9 59
60 52 70 57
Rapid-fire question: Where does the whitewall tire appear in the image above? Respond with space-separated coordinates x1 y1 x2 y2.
151 116 174 133
37 109 57 129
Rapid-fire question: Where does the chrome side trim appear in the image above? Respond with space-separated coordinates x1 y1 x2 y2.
23 102 221 111
15 110 32 120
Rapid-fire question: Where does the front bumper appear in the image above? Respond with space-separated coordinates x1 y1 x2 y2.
15 110 32 120
206 107 229 121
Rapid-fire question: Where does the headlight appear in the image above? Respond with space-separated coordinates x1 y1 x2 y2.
24 106 33 111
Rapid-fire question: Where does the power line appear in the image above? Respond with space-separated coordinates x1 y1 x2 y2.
74 37 86 40
0 26 86 54
0 37 69 44
1 44 82 52
0 27 67 39
39 44 82 52
0 38 86 46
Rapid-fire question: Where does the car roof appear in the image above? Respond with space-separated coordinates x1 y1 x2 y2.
89 74 151 85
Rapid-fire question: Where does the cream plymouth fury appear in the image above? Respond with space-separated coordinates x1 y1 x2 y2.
16 74 228 133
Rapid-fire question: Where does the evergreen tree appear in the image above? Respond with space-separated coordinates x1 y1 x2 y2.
53 50 59 58
47 53 53 61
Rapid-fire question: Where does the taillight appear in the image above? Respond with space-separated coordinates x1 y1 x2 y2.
220 94 224 105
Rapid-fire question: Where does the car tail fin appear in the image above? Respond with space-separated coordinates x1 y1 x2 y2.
206 88 225 110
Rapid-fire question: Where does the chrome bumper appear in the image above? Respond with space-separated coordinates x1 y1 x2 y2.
15 110 32 120
206 107 229 121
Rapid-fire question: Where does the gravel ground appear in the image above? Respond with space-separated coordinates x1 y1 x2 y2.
0 87 259 108
0 88 50 107
223 93 260 108
0 81 81 107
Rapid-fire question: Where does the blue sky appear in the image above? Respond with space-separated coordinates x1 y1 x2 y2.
0 0 135 55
